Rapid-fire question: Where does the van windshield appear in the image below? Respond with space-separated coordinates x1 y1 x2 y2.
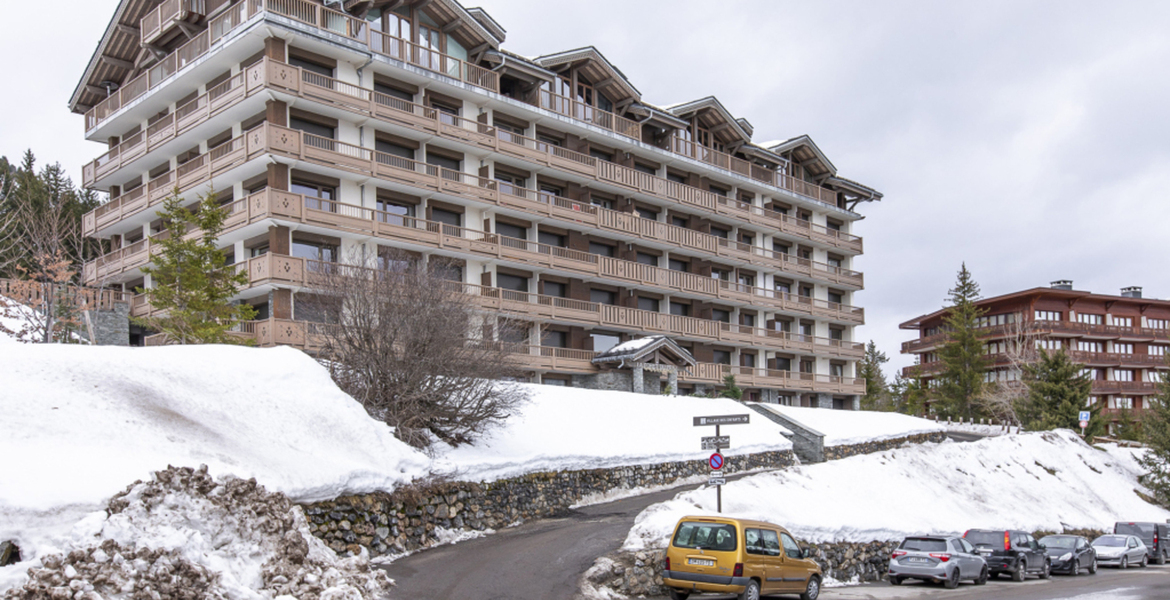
673 522 738 552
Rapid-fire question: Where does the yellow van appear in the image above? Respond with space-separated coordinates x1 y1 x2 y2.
663 515 822 600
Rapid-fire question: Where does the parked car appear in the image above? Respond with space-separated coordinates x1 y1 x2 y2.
1092 535 1148 569
962 529 1051 581
1114 522 1170 565
663 516 823 600
1038 535 1097 576
887 535 988 589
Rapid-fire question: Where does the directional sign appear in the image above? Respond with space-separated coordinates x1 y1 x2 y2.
701 435 731 450
708 476 727 486
1079 411 1091 422
694 414 750 427
709 452 725 471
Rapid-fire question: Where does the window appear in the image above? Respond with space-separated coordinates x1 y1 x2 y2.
497 273 528 293
494 172 526 196
535 135 562 153
538 183 562 200
1078 341 1104 353
590 195 614 210
376 139 414 160
1114 369 1134 382
430 208 461 228
671 216 689 229
289 117 334 139
672 522 737 552
1035 310 1062 321
1113 316 1134 327
637 297 660 312
543 378 567 386
289 56 333 78
774 358 792 371
713 350 731 365
741 354 757 368
669 259 689 273
738 273 755 288
1111 397 1134 410
711 268 731 281
636 207 659 220
1082 367 1097 380
830 327 844 341
426 152 461 172
590 289 616 305
1077 313 1103 325
591 333 620 353
666 172 687 184
636 252 658 267
712 309 730 323
374 82 412 102
538 231 565 247
431 101 459 125
542 281 566 298
542 330 567 348
780 533 802 559
291 179 334 201
709 184 729 197
1146 371 1165 383
827 256 842 268
291 240 336 263
669 302 690 317
828 291 843 304
1036 339 1062 352
250 245 268 258
1148 318 1169 330
435 264 462 282
710 227 729 239
588 242 615 257
741 314 756 327
589 148 613 162
495 221 527 240
830 364 844 377
773 241 790 255
774 281 791 295
634 162 656 175
1114 343 1134 354
1150 346 1168 357
975 313 1016 328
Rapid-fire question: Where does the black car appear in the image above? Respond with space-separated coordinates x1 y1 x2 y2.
1039 535 1097 576
963 529 1051 581
1115 522 1170 565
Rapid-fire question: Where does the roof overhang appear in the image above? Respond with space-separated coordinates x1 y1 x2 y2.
69 0 155 115
535 46 641 103
627 103 690 130
663 96 751 145
768 134 838 178
591 335 697 368
482 50 555 86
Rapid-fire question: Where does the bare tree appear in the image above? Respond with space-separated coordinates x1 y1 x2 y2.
301 249 532 449
977 312 1041 426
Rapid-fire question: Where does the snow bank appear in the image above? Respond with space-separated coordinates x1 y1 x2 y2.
0 343 429 564
752 404 945 446
623 430 1170 549
433 384 793 482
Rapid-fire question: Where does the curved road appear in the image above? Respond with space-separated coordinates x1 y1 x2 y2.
381 432 1000 599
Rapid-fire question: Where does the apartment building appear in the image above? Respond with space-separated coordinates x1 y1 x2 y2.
901 281 1170 428
70 0 882 407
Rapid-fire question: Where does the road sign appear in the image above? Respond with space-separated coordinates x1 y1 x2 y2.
701 435 731 450
1079 411 1091 422
1080 420 1089 429
694 414 750 426
708 476 727 486
709 452 725 470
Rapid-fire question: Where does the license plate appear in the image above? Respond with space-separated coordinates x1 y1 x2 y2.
908 557 929 563
688 558 715 567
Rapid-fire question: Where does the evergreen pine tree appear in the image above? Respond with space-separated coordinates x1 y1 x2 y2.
859 340 890 410
891 373 928 416
134 188 256 344
720 374 743 400
1113 407 1141 442
936 263 988 419
1139 371 1170 506
1018 349 1101 436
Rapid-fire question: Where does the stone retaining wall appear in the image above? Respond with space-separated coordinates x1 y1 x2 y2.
823 431 948 461
302 449 795 557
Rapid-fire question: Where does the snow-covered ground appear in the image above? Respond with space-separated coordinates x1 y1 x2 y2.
751 403 946 446
623 430 1170 550
432 385 793 482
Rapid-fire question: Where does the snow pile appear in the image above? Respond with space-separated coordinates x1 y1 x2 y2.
944 420 1018 436
2 466 392 599
752 403 945 446
432 384 793 482
0 343 429 566
623 430 1170 549
0 296 39 343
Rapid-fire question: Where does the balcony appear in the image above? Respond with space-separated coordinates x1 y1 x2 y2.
903 320 1170 354
537 89 642 140
140 0 207 46
1091 381 1159 395
669 136 839 207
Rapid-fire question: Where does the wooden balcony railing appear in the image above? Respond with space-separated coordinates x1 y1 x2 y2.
537 89 642 140
903 320 1170 355
140 0 207 45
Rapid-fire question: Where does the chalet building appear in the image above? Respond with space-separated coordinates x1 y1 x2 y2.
901 281 1170 430
71 0 882 406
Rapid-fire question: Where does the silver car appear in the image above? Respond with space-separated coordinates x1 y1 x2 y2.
888 535 989 589
1092 534 1149 569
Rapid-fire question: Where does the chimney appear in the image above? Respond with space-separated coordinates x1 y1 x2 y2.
1050 280 1073 291
1121 286 1143 299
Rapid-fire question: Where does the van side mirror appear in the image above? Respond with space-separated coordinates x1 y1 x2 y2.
801 548 811 559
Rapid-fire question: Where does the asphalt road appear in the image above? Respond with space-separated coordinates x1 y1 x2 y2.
380 432 994 599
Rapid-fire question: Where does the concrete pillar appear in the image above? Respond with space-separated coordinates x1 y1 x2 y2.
668 370 678 395
632 364 644 394
851 395 861 411
816 393 833 409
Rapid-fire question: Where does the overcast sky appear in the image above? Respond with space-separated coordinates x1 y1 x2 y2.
3 0 1169 376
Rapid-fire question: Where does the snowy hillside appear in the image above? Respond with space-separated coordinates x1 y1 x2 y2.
751 403 946 446
624 430 1170 549
434 385 793 482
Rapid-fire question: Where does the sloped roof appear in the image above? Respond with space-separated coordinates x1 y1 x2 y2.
534 46 641 101
592 335 697 368
663 96 751 145
767 135 838 177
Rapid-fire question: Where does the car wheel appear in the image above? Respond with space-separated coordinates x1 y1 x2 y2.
1158 550 1167 566
975 566 988 586
889 576 902 586
1071 558 1080 577
1121 556 1128 570
1012 558 1026 582
944 568 960 589
669 590 690 600
1039 559 1051 579
1089 557 1097 574
738 579 760 600
1141 554 1148 568
800 575 821 600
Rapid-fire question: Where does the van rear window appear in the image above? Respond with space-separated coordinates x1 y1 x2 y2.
673 522 737 551
1116 523 1154 536
964 531 1003 547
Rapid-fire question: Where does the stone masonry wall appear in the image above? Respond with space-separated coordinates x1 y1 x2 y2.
823 431 948 461
302 450 795 557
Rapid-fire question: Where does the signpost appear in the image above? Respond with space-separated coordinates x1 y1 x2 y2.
694 414 750 513
1079 411 1091 437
